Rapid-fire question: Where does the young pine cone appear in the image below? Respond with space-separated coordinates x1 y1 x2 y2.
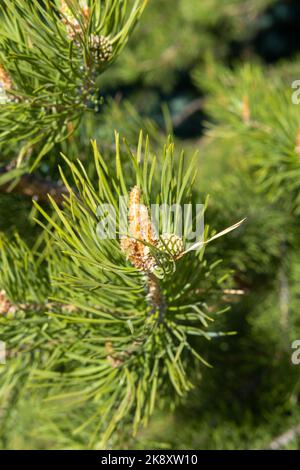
120 186 186 274
89 35 113 63
157 233 184 258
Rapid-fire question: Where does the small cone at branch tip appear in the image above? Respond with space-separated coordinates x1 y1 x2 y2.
120 186 185 274
60 2 113 61
90 35 113 63
157 233 184 258
120 186 158 273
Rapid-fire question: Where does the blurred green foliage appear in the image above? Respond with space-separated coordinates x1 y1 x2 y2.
1 0 300 450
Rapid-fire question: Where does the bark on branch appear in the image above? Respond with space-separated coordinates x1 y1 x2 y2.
0 165 68 205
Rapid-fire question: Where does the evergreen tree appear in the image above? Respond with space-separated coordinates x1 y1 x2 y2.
1 0 300 450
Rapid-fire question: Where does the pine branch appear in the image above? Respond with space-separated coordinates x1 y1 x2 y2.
172 98 203 129
27 133 242 445
0 0 148 172
0 166 68 204
146 273 166 319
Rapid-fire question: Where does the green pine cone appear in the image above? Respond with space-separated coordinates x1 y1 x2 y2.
158 233 184 257
90 34 113 63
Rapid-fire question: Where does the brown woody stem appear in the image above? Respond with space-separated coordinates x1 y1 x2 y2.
146 273 166 320
0 167 68 205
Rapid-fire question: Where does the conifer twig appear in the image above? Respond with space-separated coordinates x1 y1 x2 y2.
0 167 68 205
146 273 166 319
172 98 204 128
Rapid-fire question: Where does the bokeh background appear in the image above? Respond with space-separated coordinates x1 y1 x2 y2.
1 0 300 449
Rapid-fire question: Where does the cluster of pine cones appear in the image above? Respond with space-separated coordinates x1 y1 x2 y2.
120 186 184 275
60 0 113 63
